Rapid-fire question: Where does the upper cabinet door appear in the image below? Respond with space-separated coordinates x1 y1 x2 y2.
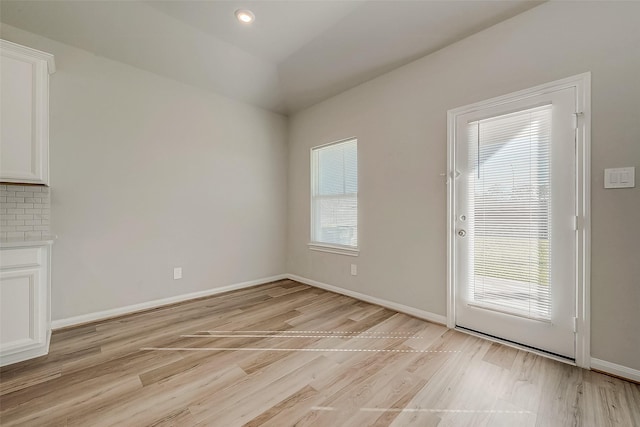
0 40 55 185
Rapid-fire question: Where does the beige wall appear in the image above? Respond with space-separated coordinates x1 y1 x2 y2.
287 2 640 370
1 25 289 321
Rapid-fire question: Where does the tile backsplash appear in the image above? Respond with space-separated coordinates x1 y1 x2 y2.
0 184 51 240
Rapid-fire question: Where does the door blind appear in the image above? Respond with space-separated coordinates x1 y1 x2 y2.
467 105 552 320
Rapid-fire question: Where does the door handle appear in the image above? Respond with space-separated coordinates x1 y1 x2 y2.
457 229 466 237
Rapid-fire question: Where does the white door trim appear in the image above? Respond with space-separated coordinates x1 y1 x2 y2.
446 73 591 368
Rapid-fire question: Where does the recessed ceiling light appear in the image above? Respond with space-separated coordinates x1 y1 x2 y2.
235 9 255 24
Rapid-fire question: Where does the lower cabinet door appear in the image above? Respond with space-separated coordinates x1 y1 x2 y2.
0 266 48 364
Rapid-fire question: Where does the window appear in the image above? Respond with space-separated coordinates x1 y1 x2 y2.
310 138 358 255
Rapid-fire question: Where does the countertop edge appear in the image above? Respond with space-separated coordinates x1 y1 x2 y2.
0 236 57 248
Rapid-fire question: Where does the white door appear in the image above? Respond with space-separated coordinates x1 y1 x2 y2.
453 86 577 359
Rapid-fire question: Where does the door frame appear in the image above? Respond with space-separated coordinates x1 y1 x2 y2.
446 73 591 368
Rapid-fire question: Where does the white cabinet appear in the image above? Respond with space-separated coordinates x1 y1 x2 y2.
0 242 52 366
0 40 55 185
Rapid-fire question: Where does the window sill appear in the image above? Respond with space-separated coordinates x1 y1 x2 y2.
308 243 359 257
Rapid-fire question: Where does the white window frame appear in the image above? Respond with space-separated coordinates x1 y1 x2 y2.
446 73 591 368
309 137 359 257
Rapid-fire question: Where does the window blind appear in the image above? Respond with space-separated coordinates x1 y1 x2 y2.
311 139 357 248
467 105 552 320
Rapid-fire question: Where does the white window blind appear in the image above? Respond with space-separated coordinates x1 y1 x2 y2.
467 105 552 320
311 139 358 249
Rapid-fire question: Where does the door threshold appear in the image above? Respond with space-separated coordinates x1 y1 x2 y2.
455 326 576 367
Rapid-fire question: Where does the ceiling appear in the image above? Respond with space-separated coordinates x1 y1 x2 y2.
0 1 543 115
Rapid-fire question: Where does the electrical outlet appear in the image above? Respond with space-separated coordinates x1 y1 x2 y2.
173 267 182 280
350 264 357 276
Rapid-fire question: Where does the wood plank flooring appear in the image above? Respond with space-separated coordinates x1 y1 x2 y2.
1 279 638 426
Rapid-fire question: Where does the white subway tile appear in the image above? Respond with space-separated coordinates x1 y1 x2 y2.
1 185 50 239
6 185 26 191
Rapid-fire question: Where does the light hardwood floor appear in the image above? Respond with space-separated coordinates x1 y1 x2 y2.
1 279 638 426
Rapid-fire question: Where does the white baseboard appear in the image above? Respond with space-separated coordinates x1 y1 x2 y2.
591 358 640 383
52 272 446 331
287 273 447 326
51 274 288 330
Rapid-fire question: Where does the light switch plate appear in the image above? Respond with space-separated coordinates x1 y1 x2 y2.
173 267 182 280
604 167 635 189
